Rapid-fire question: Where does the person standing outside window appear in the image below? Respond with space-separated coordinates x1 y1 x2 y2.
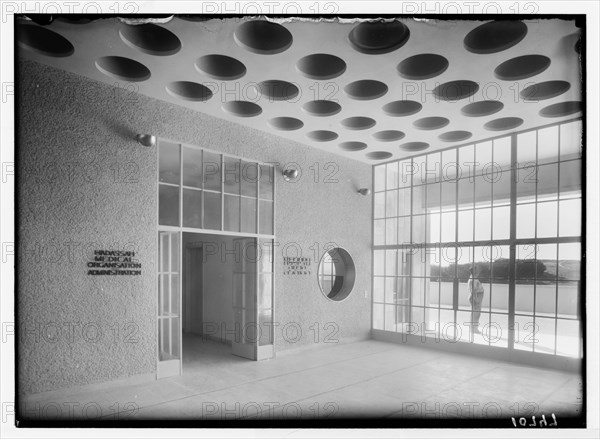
467 265 485 334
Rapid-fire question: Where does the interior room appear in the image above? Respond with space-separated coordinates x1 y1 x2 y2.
13 13 587 426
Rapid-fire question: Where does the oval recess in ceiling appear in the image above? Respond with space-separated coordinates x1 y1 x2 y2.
95 56 151 82
195 54 247 80
494 55 551 80
397 54 449 80
258 80 300 101
439 131 473 142
344 80 388 100
166 81 213 102
464 21 528 54
267 117 304 131
413 117 450 130
539 101 582 118
433 80 479 101
119 24 182 56
296 53 347 79
382 100 423 117
222 101 263 117
234 20 293 54
520 81 571 101
484 117 523 131
17 24 74 57
461 100 504 117
399 142 430 152
341 117 376 130
339 141 368 151
302 100 342 117
366 151 393 160
306 130 338 142
349 20 410 54
373 130 406 142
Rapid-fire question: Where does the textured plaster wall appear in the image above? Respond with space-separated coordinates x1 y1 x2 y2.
17 59 372 395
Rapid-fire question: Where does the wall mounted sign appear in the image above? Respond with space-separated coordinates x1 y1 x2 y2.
283 256 312 275
87 250 142 275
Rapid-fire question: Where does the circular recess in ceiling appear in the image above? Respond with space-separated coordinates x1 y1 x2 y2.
484 117 523 131
339 141 368 151
539 101 582 118
348 20 410 54
17 24 74 57
302 100 342 117
95 56 151 82
166 81 213 102
195 54 247 80
520 80 571 101
234 20 293 54
119 24 181 56
296 53 347 79
267 117 304 130
433 80 479 101
494 55 550 80
222 101 263 117
373 130 406 142
439 130 473 142
341 117 376 130
461 100 504 117
399 142 430 152
306 130 339 142
413 117 450 130
344 80 388 100
366 151 393 160
464 21 528 54
397 54 449 80
382 100 423 117
258 80 300 101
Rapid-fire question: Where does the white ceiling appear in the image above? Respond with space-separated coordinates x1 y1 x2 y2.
16 15 582 164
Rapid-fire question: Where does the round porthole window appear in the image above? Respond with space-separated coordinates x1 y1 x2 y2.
317 248 356 301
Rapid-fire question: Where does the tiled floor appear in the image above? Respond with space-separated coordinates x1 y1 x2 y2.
19 335 583 424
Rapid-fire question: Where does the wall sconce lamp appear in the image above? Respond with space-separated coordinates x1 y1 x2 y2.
357 188 371 196
136 134 156 147
282 168 299 181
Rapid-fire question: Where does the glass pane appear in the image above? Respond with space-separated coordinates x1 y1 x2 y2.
374 192 385 219
411 277 425 307
374 165 386 192
537 163 558 201
398 217 411 244
159 318 172 360
412 214 426 243
384 277 396 303
493 166 511 206
203 151 222 191
440 309 455 338
559 199 582 236
537 201 558 238
398 188 411 216
384 304 396 331
559 120 582 161
559 160 582 198
458 209 474 242
537 125 559 165
425 183 440 210
385 250 398 276
489 313 509 348
259 165 274 200
374 219 385 245
534 317 556 355
240 197 257 233
428 212 440 243
425 152 441 183
516 244 536 280
258 239 273 273
474 208 491 241
412 185 426 215
441 149 458 181
513 314 534 352
160 233 169 272
258 273 273 309
386 190 398 217
183 189 202 228
182 146 202 188
203 191 222 230
373 277 384 302
441 181 457 209
413 155 427 185
170 274 180 316
474 175 492 207
458 144 475 179
515 284 534 315
476 141 493 175
159 184 179 226
558 243 581 281
386 218 398 245
223 156 241 195
516 203 535 239
398 160 412 188
259 308 273 346
160 274 169 316
516 131 537 168
386 162 398 190
241 161 258 197
492 206 510 240
224 194 240 232
556 319 580 357
457 178 474 209
493 136 511 169
259 199 274 235
441 211 456 242
170 232 179 274
373 303 384 329
159 140 180 184
535 281 556 317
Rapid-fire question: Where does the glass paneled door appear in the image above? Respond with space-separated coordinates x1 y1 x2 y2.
232 237 274 360
157 231 181 378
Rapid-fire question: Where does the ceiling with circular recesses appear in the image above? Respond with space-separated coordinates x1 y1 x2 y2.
16 16 582 164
